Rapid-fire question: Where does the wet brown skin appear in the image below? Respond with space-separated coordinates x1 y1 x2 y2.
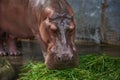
0 0 78 69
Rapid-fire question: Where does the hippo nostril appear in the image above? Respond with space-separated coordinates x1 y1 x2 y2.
58 56 61 60
56 56 62 61
56 53 73 62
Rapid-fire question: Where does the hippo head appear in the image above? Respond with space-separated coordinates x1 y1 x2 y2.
38 3 78 69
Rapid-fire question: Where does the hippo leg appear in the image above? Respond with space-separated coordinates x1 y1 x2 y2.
7 35 21 56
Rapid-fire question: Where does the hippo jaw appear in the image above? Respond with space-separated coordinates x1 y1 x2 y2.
45 54 78 69
44 45 79 69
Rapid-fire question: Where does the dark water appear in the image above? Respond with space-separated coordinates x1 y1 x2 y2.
77 44 120 56
2 41 120 79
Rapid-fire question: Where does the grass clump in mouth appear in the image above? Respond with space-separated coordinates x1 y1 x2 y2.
19 54 120 80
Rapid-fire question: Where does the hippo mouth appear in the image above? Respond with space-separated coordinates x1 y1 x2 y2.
44 53 79 69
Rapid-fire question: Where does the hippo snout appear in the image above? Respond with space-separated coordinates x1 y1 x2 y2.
56 53 73 62
50 46 73 62
45 50 78 69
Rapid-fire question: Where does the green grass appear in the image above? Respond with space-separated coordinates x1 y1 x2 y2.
19 54 120 80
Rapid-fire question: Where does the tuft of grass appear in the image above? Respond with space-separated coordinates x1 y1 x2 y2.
19 54 120 80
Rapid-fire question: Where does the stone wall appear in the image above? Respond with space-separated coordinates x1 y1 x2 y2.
67 0 120 45
103 0 120 45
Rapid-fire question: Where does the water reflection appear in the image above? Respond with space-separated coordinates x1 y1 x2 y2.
101 45 120 57
4 41 120 66
4 41 44 66
3 41 44 79
77 44 120 56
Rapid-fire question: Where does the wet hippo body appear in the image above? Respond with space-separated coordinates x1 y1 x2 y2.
0 0 78 69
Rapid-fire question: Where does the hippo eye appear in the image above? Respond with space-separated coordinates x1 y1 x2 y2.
66 26 74 35
68 28 73 33
49 17 55 23
49 18 52 22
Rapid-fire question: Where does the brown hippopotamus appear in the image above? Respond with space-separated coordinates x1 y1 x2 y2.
0 0 78 69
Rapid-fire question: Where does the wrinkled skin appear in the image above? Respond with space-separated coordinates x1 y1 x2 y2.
0 0 78 69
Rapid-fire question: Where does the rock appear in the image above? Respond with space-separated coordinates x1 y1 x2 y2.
0 57 15 80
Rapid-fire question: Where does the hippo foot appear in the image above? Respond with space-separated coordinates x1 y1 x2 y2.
0 50 7 56
9 50 21 56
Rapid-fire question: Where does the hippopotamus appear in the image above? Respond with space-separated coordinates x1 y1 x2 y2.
0 0 78 69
